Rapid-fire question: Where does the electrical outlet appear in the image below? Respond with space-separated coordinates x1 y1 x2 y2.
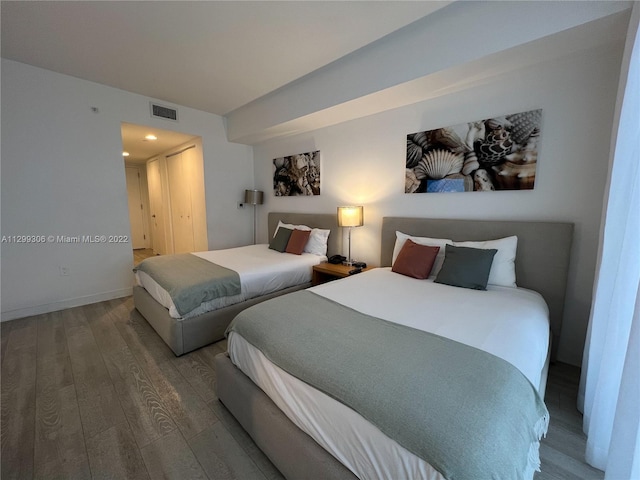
59 266 70 276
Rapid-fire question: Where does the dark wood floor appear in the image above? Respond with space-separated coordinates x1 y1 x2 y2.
1 297 604 479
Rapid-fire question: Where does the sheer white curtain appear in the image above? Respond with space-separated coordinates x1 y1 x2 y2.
578 4 640 479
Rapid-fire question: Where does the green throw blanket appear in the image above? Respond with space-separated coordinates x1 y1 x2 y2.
134 253 241 316
227 290 548 480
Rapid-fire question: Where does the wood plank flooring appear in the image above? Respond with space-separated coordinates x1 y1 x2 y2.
1 297 604 479
133 249 157 266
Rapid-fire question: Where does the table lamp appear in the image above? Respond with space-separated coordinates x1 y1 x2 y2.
337 206 364 266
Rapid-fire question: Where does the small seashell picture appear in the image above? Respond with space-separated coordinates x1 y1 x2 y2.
405 109 542 193
273 150 321 196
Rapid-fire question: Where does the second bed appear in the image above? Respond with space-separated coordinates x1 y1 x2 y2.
133 212 339 355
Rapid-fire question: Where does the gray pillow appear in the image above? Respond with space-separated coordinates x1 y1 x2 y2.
434 244 498 290
269 227 293 252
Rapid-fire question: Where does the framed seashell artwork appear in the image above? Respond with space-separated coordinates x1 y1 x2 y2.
405 109 542 194
273 150 321 196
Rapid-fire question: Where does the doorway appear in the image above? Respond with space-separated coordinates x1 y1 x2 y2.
125 165 148 249
121 122 207 262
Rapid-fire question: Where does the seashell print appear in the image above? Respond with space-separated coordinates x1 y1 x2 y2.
406 139 423 168
485 116 512 131
474 169 495 191
405 168 421 193
465 121 485 150
406 132 431 168
477 127 513 166
432 127 470 154
504 128 539 164
445 173 474 192
507 109 542 144
492 160 536 190
405 109 541 194
412 131 431 150
504 146 537 164
273 157 287 169
462 150 480 176
415 149 464 180
524 128 540 155
272 150 320 196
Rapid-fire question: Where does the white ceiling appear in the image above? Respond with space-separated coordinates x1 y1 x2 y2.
1 1 448 116
121 122 198 164
2 1 630 150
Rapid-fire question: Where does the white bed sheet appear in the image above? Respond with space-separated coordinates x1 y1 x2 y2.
228 268 550 480
134 244 325 319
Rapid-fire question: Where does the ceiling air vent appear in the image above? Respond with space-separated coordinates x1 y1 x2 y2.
150 102 178 122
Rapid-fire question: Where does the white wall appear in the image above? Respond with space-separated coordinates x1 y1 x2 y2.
252 41 624 366
227 1 631 144
1 59 254 320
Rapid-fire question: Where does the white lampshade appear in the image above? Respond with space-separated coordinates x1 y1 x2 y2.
337 206 364 227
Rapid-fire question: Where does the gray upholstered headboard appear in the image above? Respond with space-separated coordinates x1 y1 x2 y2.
380 217 574 360
268 212 340 257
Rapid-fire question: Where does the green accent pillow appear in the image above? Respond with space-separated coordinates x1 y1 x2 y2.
434 244 498 290
269 227 293 252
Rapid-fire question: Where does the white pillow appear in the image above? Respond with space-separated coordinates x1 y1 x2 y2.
305 228 330 256
454 236 518 287
275 220 330 256
275 220 305 235
392 231 453 278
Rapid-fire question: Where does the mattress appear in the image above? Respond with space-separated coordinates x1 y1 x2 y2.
135 244 325 319
228 268 550 480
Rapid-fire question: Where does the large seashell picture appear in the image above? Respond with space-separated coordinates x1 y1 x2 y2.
273 150 321 196
405 109 542 193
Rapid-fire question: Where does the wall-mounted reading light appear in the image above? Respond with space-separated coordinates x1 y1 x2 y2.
244 189 264 244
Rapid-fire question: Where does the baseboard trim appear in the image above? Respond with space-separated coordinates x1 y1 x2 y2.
1 287 133 322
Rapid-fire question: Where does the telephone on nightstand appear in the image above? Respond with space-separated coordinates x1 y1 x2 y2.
328 255 346 264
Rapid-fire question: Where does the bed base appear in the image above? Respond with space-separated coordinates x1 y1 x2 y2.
216 351 551 480
133 283 310 356
215 352 357 480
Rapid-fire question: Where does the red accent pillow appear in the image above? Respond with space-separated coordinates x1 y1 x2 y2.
285 229 312 255
392 239 440 279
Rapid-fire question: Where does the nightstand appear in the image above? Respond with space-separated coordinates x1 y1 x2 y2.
312 263 372 286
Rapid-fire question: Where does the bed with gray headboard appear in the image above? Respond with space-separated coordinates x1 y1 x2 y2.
133 212 339 355
379 217 574 360
215 216 574 480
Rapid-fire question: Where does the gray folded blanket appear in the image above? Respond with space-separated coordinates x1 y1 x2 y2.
134 253 240 316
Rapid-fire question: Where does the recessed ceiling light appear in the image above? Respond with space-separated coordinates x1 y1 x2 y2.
145 134 157 141
122 151 130 157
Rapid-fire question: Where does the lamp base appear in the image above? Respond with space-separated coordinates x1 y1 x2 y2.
342 260 354 267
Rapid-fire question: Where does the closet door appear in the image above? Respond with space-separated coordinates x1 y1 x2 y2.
167 152 195 253
182 145 208 251
147 158 169 255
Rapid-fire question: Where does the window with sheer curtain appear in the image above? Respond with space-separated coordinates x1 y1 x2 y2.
578 4 639 479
